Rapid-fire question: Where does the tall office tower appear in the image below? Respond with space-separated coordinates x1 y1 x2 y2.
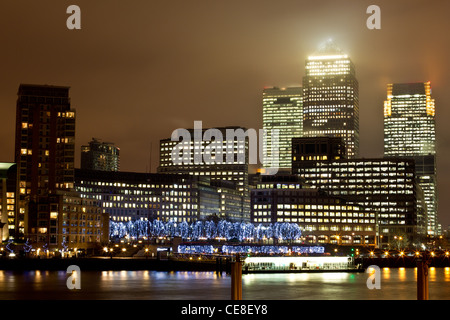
81 138 120 172
302 40 359 158
15 84 76 242
384 81 439 236
158 126 250 221
262 87 303 171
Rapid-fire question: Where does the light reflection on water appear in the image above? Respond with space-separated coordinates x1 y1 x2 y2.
0 268 450 300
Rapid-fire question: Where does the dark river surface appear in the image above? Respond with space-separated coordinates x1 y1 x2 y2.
1 267 450 300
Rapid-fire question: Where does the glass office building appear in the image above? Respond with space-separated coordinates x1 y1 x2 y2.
262 87 303 170
302 40 359 158
158 126 250 220
292 137 427 247
384 82 439 236
251 174 376 246
75 169 246 223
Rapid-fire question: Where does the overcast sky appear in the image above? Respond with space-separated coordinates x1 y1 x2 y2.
0 0 449 227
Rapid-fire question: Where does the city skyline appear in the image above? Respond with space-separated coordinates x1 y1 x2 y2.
0 0 449 229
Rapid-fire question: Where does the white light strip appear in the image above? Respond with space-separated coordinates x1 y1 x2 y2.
308 54 348 61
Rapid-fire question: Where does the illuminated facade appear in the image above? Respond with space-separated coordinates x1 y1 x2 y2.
81 138 120 172
158 126 250 219
292 158 426 247
15 84 76 241
292 138 427 247
48 190 109 252
244 256 357 272
262 87 303 170
75 169 246 223
251 174 376 246
384 82 435 156
302 40 359 158
0 163 16 241
384 82 438 236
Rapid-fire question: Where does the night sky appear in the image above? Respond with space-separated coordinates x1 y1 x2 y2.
0 1 449 228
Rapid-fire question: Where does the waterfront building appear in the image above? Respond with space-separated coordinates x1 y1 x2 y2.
15 84 76 241
74 169 245 223
383 82 439 236
81 138 120 172
262 87 303 171
251 174 376 246
47 190 109 253
292 137 426 247
0 163 16 241
302 40 359 158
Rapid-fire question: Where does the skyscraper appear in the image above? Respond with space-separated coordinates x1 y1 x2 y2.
302 40 359 158
15 84 76 241
262 87 303 171
81 138 120 172
384 81 439 236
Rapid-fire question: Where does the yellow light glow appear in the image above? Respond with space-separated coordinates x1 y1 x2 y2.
384 84 393 117
425 81 435 116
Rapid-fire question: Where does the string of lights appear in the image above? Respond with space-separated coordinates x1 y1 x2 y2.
110 219 302 242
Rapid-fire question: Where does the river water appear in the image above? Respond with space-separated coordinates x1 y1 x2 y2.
1 268 450 300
